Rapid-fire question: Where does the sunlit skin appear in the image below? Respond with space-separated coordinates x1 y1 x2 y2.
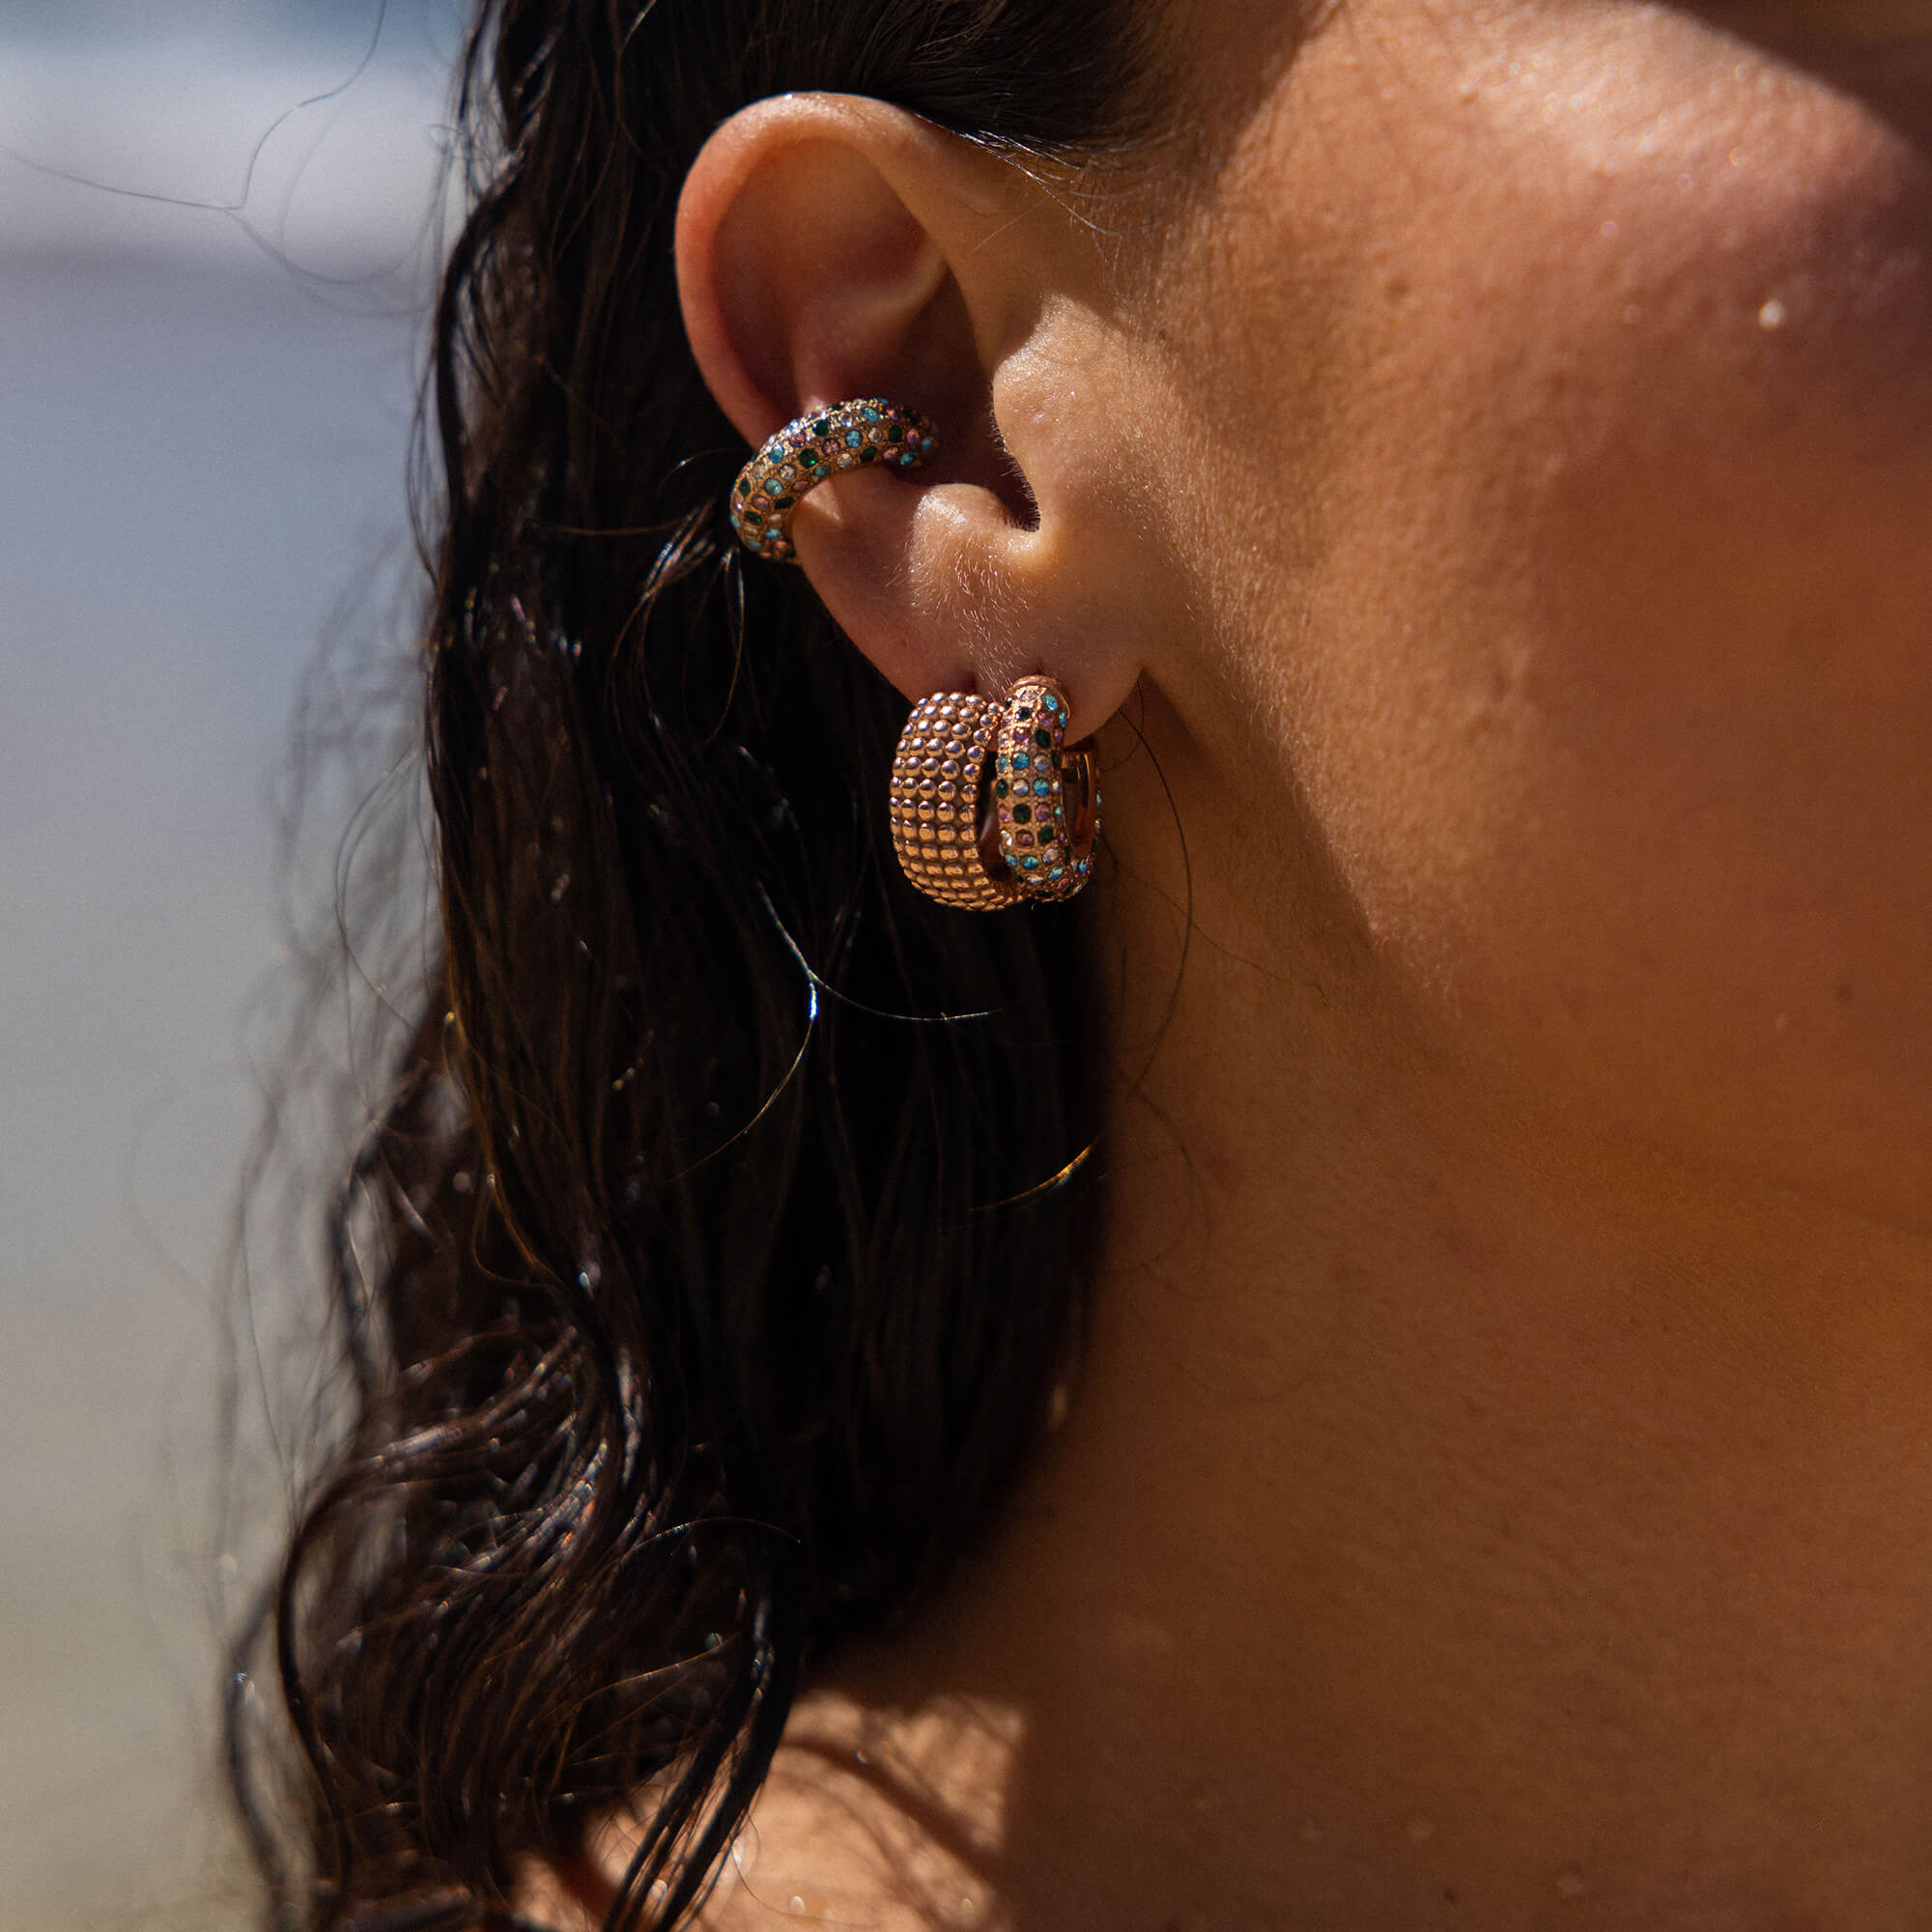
526 1 1932 1925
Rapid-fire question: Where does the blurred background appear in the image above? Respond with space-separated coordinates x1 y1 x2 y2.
0 3 461 1924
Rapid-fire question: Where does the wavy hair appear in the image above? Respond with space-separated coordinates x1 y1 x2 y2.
229 3 1167 1928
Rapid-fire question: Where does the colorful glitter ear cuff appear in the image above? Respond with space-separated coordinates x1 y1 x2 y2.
888 677 1100 911
729 398 938 562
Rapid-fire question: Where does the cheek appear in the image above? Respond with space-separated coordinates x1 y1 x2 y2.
1204 14 1932 1217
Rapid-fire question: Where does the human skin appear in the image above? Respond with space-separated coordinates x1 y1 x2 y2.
527 2 1932 1925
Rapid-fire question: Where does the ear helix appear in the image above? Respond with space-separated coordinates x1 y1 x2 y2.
730 400 1101 910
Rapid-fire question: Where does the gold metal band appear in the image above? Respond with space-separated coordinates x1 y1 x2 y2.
888 694 1019 911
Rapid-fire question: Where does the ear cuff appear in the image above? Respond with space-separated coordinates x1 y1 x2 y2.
729 397 937 562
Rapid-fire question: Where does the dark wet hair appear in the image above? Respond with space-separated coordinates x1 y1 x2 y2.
228 2 1167 1928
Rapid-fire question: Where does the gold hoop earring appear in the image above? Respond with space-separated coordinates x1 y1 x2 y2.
729 397 937 563
889 677 1100 912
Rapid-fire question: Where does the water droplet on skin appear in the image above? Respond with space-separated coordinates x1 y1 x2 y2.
788 1897 808 1917
1556 1868 1587 1900
1406 1816 1437 1844
1759 298 1789 331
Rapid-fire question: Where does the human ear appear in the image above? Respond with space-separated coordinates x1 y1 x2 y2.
674 93 1151 740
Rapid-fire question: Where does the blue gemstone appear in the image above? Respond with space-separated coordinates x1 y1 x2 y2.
1013 754 1030 772
1033 780 1049 796
863 407 880 421
1051 867 1065 880
997 755 1009 773
1024 857 1039 870
846 431 863 447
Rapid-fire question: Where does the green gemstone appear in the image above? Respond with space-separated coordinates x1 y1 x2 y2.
735 478 749 497
995 780 1009 798
811 417 831 437
775 496 795 509
744 510 764 526
1034 728 1052 750
860 446 878 464
799 449 820 468
1013 804 1032 824
887 424 905 442
1015 706 1032 721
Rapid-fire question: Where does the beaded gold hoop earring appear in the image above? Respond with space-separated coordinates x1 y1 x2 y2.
887 693 1017 911
729 398 938 562
888 678 1100 912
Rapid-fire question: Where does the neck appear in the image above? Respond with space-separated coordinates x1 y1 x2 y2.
541 707 1932 1932
744 708 1932 1932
